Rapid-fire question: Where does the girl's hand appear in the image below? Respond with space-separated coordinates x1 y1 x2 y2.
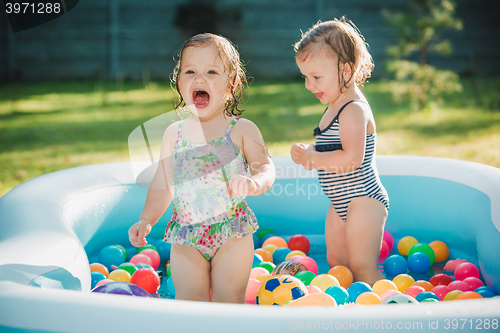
227 175 258 197
128 219 153 247
300 144 316 170
291 143 308 164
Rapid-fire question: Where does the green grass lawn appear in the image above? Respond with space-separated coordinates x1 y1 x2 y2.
1 77 499 198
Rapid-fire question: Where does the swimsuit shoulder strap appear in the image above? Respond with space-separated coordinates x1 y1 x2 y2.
226 117 239 136
335 99 369 123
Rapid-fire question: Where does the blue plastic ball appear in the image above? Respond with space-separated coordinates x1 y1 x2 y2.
90 272 107 290
253 233 261 249
415 291 440 302
153 239 171 261
347 281 372 303
325 285 350 305
272 247 292 265
98 245 126 271
475 286 496 298
383 254 408 277
166 276 175 297
407 252 431 274
252 253 263 268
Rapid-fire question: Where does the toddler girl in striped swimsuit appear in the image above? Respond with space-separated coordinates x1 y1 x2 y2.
291 17 389 285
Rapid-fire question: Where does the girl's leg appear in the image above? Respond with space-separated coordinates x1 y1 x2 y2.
345 196 387 285
210 235 254 303
170 244 211 301
325 204 349 268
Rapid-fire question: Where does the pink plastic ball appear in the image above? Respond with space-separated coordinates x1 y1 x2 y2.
245 278 261 304
380 289 401 301
379 240 389 260
289 255 318 275
448 280 471 292
306 285 323 294
95 278 114 288
140 249 160 269
130 254 153 267
431 285 452 301
383 230 394 251
403 286 425 298
463 277 484 291
250 267 269 279
454 262 479 281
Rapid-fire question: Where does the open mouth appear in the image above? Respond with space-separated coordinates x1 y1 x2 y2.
193 89 210 108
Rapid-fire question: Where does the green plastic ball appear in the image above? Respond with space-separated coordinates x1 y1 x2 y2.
408 243 435 265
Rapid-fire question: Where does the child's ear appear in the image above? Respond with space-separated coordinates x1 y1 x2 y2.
343 62 352 82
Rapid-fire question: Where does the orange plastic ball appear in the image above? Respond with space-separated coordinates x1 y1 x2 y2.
328 265 353 289
429 240 449 263
392 274 415 292
372 279 398 297
412 280 434 292
90 263 109 278
254 248 273 263
262 236 288 249
398 236 418 256
356 292 381 305
455 291 483 300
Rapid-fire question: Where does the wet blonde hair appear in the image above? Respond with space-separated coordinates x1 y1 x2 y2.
294 17 374 91
172 33 247 116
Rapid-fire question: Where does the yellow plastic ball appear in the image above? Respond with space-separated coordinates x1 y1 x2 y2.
398 236 418 256
444 290 463 301
262 244 278 255
356 292 382 305
372 279 398 297
392 274 415 293
285 250 306 260
108 269 131 283
310 274 340 292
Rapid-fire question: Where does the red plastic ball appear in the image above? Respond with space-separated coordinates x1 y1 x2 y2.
287 235 310 255
131 268 161 294
431 285 452 301
429 273 453 286
463 277 484 291
403 286 425 298
383 230 394 251
454 262 479 281
379 240 389 260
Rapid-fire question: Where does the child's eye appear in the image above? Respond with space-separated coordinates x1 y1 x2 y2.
208 70 218 75
314 76 321 80
184 70 194 74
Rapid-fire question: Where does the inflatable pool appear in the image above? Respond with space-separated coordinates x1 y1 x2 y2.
1 156 499 333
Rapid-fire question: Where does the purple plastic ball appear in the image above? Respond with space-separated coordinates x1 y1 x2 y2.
92 282 151 297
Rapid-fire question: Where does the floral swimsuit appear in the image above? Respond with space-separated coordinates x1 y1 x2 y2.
163 117 258 261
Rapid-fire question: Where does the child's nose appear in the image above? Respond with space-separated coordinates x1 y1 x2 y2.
305 79 314 91
195 74 206 84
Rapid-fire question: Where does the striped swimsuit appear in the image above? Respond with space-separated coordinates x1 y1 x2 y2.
314 100 389 220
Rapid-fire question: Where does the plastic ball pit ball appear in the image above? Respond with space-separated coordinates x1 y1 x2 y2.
432 285 453 301
454 262 480 280
407 252 431 273
256 262 276 274
381 294 418 304
94 278 114 289
383 255 408 277
294 271 316 286
379 241 389 260
380 289 401 301
408 243 435 265
287 234 310 255
310 274 340 292
90 263 109 277
448 280 471 292
429 273 453 286
347 282 372 303
415 291 440 302
262 236 288 249
256 275 308 306
98 245 126 271
463 277 483 290
404 286 425 298
257 229 274 240
131 268 160 294
272 260 306 276
398 236 418 256
114 263 138 276
428 240 449 262
356 292 381 305
254 248 273 263
245 279 261 304
327 265 353 289
325 285 350 305
91 272 107 289
262 244 278 255
383 230 394 251
153 239 171 261
139 249 160 270
392 274 415 293
252 253 263 268
474 286 496 298
306 285 322 294
108 269 132 283
288 255 318 275
92 282 151 297
286 292 337 307
372 279 398 297
411 280 434 292
444 290 463 301
250 267 269 279
166 276 175 297
130 253 153 267
285 250 306 260
272 247 291 265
